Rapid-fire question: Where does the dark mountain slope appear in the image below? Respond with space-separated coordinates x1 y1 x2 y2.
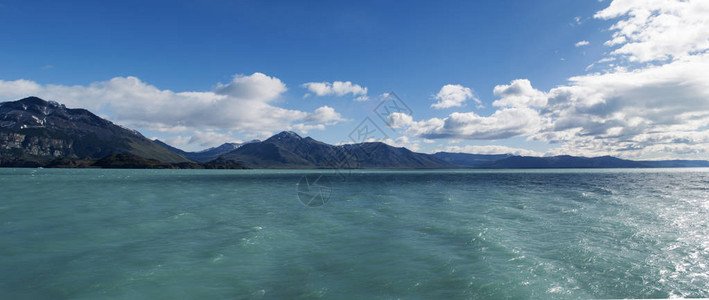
154 139 258 162
340 142 452 168
153 139 189 156
0 97 190 165
219 132 336 168
219 131 452 169
489 155 645 168
433 152 513 167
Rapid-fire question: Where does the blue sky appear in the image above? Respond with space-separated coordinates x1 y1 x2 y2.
1 0 708 159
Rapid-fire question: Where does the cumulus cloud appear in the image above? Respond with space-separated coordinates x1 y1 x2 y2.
381 136 420 152
389 107 544 141
0 79 42 99
302 80 368 100
387 112 414 129
431 84 481 109
595 0 709 62
155 130 247 150
0 72 345 143
492 79 547 108
408 51 709 158
532 52 709 157
303 106 346 124
215 73 286 100
575 40 590 47
159 135 192 148
187 130 243 148
383 0 709 159
291 123 326 134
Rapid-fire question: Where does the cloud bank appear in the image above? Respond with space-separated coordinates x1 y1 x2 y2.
389 0 709 159
0 73 345 148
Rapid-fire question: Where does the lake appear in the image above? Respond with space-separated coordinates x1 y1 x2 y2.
1 168 708 298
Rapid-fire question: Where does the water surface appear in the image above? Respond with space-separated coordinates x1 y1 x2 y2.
1 168 708 298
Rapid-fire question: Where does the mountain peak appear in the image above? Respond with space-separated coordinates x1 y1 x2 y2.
17 96 49 105
198 142 242 153
268 131 302 141
2 96 68 114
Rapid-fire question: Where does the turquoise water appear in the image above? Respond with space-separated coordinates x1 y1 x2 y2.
1 168 708 299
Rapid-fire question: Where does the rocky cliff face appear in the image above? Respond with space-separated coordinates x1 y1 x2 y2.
0 131 72 157
0 97 190 165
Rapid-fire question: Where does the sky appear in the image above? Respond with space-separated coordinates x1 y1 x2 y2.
1 0 708 159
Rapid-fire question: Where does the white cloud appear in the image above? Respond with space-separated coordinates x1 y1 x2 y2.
154 130 247 151
441 145 544 156
302 80 368 100
187 130 243 148
492 79 547 108
389 108 544 141
215 73 286 100
386 112 414 129
389 0 709 159
158 135 191 148
303 106 345 124
575 40 590 47
381 136 420 152
532 52 709 157
595 0 709 62
0 73 345 140
431 84 481 109
0 79 42 98
291 123 326 134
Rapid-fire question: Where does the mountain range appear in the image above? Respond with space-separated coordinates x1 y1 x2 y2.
213 131 451 168
434 153 709 168
2 97 708 169
153 139 259 163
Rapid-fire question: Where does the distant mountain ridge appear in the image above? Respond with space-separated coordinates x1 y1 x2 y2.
214 131 452 169
155 132 709 169
433 153 709 168
154 139 259 162
432 152 514 167
2 97 708 169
